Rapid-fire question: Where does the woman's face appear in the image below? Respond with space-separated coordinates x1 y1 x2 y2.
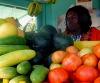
66 11 80 33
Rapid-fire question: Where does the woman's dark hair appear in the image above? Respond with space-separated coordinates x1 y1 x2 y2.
65 5 92 33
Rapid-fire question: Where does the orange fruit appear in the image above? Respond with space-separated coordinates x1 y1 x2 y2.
94 77 100 83
93 43 100 58
51 50 66 63
66 46 79 54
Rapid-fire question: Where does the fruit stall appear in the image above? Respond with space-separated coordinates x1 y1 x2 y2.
0 0 100 83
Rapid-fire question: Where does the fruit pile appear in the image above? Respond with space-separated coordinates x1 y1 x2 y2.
0 19 74 83
0 18 100 83
47 43 100 83
0 18 38 83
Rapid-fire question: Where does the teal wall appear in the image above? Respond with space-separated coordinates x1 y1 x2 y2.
92 0 100 9
50 0 76 27
0 0 31 9
38 0 76 28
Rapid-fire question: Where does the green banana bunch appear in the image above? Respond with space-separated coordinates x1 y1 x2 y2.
27 2 42 16
51 0 56 3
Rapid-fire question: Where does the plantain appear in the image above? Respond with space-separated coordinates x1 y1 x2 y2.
51 0 56 3
47 0 56 3
27 2 42 16
27 2 36 16
34 2 42 16
27 2 33 15
31 2 39 16
33 2 42 16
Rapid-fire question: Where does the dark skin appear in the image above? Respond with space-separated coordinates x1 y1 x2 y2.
63 5 100 40
64 11 91 40
66 11 82 35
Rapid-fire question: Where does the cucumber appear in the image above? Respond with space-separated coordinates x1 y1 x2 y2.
0 79 2 83
17 61 31 74
0 49 36 67
0 36 26 45
0 67 18 79
9 75 31 83
0 45 29 55
0 79 3 83
30 65 49 83
3 79 9 83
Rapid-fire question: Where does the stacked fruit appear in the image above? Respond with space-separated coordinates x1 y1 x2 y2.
0 19 100 83
47 42 100 83
0 18 38 83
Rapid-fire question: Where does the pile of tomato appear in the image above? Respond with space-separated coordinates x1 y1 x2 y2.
47 43 100 83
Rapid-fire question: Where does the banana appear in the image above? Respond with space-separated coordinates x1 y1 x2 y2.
32 3 39 16
27 2 42 16
34 3 42 16
30 3 37 16
51 0 56 3
47 0 56 3
28 2 37 16
48 0 51 3
27 2 34 16
35 3 42 16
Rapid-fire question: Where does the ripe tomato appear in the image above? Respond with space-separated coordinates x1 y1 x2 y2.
62 53 82 72
74 65 98 82
66 46 79 54
94 77 100 83
48 67 69 83
82 53 98 67
98 60 100 71
93 43 100 58
74 81 91 83
51 50 66 63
